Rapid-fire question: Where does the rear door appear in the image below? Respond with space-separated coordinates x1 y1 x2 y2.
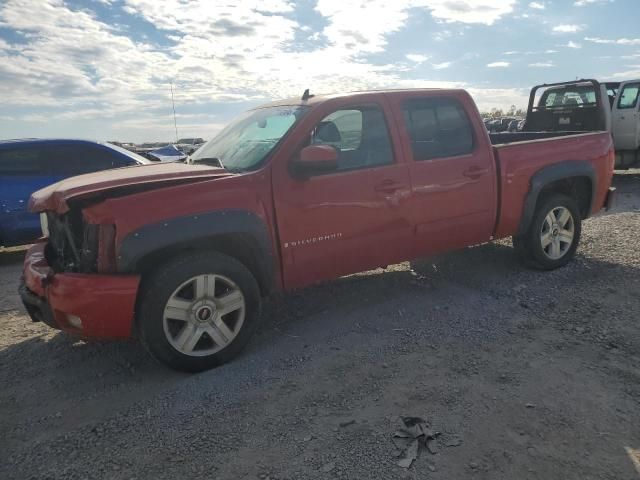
388 92 497 256
612 81 640 150
272 96 413 289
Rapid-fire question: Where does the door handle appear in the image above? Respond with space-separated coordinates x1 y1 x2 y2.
374 179 402 193
463 166 489 179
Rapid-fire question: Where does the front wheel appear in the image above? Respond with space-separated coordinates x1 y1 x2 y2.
513 193 582 270
137 251 261 372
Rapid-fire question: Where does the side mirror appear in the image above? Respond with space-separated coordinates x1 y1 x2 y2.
290 144 338 178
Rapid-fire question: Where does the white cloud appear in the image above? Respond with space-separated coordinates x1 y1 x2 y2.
584 36 640 45
432 61 452 70
553 24 583 33
406 53 429 63
0 0 523 141
529 2 545 9
566 41 582 48
416 0 517 25
574 0 612 5
529 62 554 67
487 61 510 68
467 87 528 111
611 67 640 78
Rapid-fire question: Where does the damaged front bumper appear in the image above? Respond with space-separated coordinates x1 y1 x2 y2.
19 242 141 339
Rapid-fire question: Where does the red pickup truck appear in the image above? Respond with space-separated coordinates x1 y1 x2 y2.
20 88 616 371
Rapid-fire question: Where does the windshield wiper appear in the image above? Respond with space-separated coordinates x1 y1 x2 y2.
193 157 224 168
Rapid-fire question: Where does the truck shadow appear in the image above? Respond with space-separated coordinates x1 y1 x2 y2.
0 248 27 266
609 170 640 215
1 239 638 450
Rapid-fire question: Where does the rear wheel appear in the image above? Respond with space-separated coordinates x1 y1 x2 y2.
137 251 261 372
513 193 581 270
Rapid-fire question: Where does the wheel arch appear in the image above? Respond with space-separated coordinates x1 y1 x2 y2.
518 160 596 235
117 209 276 295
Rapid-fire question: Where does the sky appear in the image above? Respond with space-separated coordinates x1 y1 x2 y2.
1 0 639 143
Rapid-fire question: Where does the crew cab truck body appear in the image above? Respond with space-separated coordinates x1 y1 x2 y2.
20 89 616 371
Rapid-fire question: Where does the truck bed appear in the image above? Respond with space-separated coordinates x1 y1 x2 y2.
490 130 614 239
489 131 595 145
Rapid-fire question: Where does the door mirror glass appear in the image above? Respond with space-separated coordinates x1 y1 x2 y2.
291 144 338 177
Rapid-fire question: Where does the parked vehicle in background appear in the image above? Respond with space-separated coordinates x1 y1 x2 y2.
147 144 188 162
523 78 640 169
0 139 149 247
524 79 611 133
176 138 205 155
20 88 615 372
611 79 640 168
507 119 520 132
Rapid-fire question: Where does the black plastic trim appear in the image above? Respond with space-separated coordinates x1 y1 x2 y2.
518 160 596 235
117 210 275 291
18 279 58 329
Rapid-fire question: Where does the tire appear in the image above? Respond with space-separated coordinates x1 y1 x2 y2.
512 193 582 270
137 251 261 372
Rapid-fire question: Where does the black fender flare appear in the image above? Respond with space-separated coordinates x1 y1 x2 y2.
518 160 596 235
117 209 275 290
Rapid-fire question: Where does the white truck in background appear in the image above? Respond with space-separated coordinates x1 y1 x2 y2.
520 79 640 169
611 80 640 168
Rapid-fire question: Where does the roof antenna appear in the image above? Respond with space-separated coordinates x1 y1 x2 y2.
170 81 179 143
301 88 314 101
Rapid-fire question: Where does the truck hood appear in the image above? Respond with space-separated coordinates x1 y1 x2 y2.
29 162 233 214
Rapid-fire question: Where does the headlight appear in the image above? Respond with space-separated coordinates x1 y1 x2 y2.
40 213 49 237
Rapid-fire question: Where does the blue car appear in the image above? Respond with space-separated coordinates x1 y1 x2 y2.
0 139 150 247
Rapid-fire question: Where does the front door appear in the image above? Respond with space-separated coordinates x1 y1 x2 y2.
272 99 412 289
613 81 640 151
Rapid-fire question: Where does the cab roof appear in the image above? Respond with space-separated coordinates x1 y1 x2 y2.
253 88 466 109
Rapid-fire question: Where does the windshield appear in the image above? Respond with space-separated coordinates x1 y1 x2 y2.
191 105 309 171
104 142 152 164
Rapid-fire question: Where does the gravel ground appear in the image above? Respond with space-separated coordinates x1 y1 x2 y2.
1 172 639 480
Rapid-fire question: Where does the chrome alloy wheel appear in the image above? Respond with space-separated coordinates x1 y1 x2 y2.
162 274 245 356
540 206 575 260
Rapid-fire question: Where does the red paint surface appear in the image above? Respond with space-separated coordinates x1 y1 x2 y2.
23 243 140 339
29 162 232 214
25 89 615 339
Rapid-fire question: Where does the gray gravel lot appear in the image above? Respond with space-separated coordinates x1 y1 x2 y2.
1 172 639 479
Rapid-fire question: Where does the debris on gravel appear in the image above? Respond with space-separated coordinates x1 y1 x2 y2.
393 416 441 468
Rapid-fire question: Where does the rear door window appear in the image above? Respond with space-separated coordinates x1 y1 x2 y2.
0 148 49 175
618 83 640 109
402 98 474 160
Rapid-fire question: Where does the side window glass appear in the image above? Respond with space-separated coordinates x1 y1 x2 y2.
402 98 474 161
0 148 47 175
311 106 393 172
618 83 640 109
49 146 117 175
